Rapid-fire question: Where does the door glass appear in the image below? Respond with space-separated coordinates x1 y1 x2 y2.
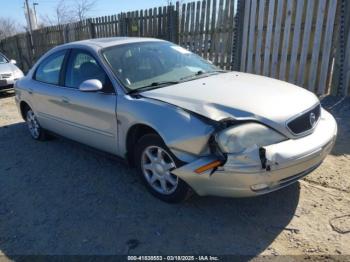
35 51 66 85
66 51 108 89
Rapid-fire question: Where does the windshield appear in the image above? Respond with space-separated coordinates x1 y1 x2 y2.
0 54 8 64
102 41 220 92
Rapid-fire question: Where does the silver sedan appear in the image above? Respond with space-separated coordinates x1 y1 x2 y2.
15 38 337 203
0 52 24 92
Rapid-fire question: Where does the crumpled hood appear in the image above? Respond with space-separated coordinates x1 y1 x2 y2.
142 72 319 137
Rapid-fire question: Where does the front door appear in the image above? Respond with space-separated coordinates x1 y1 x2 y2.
55 49 118 154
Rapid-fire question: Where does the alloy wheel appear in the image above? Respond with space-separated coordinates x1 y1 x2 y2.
141 146 178 195
26 110 40 139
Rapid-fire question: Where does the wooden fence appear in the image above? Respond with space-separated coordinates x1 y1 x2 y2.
0 0 239 72
240 0 338 96
0 6 180 73
177 0 238 69
0 0 349 96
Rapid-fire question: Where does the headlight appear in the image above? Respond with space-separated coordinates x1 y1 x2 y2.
216 123 286 153
13 69 24 79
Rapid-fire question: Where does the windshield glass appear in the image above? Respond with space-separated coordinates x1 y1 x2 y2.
102 41 219 91
0 54 8 64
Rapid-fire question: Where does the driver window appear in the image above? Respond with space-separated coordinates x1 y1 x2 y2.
65 50 114 93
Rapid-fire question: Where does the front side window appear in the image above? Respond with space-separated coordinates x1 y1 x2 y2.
35 50 66 85
65 50 112 92
102 41 219 92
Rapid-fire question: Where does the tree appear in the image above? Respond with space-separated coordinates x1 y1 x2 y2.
40 0 75 26
74 0 97 21
41 0 97 26
0 18 19 40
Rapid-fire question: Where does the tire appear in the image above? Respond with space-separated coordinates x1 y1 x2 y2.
25 108 48 141
135 134 192 203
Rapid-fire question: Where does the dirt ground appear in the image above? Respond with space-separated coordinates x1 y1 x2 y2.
0 91 349 258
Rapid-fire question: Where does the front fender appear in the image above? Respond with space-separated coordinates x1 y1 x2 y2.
117 95 215 162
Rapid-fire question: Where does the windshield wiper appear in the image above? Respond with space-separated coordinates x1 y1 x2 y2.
180 69 227 81
128 70 227 94
128 81 180 94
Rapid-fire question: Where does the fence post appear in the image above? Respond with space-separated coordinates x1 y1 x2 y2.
62 24 68 43
332 0 350 96
26 32 34 67
120 13 129 36
167 5 177 43
175 2 180 44
88 19 95 39
167 5 172 41
126 12 131 36
231 0 245 71
117 13 122 36
173 6 179 43
344 7 350 96
345 29 350 96
121 13 127 36
15 35 24 71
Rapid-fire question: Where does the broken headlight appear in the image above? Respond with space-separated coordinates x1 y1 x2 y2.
216 123 286 153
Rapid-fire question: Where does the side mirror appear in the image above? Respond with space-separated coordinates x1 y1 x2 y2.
79 79 103 92
10 59 17 64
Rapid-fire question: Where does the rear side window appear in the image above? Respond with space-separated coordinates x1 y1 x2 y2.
34 50 66 85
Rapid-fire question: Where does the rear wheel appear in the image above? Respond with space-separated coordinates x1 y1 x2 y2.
25 108 47 141
135 134 191 203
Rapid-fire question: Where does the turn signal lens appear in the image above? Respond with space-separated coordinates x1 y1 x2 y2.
194 160 222 174
251 183 269 191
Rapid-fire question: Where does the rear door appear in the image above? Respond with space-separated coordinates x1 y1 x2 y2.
31 49 70 132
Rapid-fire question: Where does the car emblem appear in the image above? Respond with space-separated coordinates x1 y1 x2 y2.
309 112 316 127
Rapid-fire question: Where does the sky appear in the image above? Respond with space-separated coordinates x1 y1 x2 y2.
1 0 192 28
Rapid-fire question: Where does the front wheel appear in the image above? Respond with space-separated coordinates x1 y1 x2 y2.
135 134 192 203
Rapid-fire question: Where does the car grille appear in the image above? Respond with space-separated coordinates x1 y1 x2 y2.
1 73 12 79
287 104 321 135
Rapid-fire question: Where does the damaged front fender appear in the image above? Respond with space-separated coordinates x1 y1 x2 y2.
117 95 216 163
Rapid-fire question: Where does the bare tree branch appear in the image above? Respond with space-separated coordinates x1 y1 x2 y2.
74 0 97 21
40 0 76 26
40 0 97 26
0 17 20 40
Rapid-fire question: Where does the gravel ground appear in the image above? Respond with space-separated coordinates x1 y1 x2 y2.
0 91 349 258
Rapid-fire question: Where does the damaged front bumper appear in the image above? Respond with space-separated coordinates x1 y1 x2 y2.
172 109 337 197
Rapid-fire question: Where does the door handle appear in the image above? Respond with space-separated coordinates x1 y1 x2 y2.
61 96 70 104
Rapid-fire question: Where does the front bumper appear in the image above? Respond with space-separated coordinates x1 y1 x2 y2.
0 84 14 91
0 78 15 89
173 109 337 197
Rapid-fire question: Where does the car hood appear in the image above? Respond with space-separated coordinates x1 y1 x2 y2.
0 63 16 74
141 72 319 137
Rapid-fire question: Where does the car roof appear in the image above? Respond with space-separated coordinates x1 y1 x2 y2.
59 37 166 50
28 37 169 77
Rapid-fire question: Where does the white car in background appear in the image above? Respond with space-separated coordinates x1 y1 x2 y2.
0 52 24 93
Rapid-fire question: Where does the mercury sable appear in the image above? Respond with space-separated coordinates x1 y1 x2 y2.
15 38 337 202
